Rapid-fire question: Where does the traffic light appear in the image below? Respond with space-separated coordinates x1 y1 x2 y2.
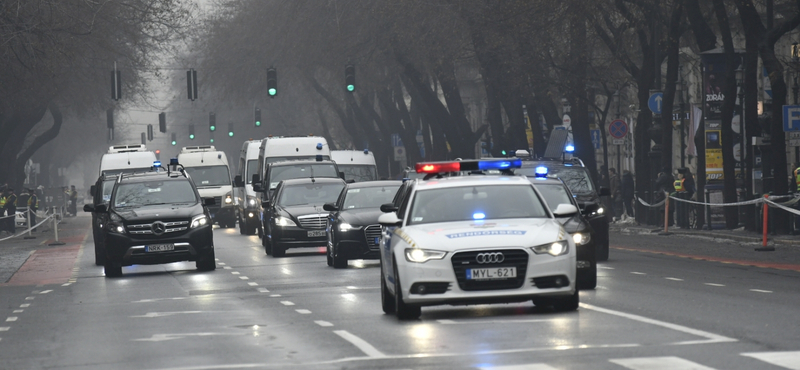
159 112 166 133
228 123 234 137
187 69 198 101
147 124 154 141
189 124 195 140
106 109 114 129
155 149 161 159
141 132 146 145
255 108 261 127
171 133 177 146
209 112 216 131
111 69 122 101
267 68 277 97
345 64 355 92
210 131 215 144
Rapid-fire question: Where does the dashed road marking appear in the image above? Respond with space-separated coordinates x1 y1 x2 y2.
269 294 281 297
741 351 800 369
248 282 259 286
750 289 772 293
598 266 615 270
39 290 53 294
12 310 23 313
20 304 29 308
218 262 226 266
25 297 34 300
223 266 232 270
257 288 270 293
296 309 311 314
6 317 18 322
478 364 558 370
631 272 646 275
0 327 9 331
231 271 240 275
334 330 386 358
610 356 715 370
315 321 333 327
239 276 249 280
61 283 71 287
665 277 684 281
704 283 725 287
280 301 295 306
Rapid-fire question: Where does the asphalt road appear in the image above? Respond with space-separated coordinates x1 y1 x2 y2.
1 215 800 370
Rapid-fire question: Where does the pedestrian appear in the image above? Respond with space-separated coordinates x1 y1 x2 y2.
0 189 6 234
3 188 17 234
608 168 621 220
621 170 635 218
28 188 39 231
68 185 78 217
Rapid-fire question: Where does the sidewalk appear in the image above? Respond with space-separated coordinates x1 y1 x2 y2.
610 217 800 246
0 214 91 284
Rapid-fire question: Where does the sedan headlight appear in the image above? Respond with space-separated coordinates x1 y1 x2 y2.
405 248 447 263
572 232 591 245
247 196 257 206
191 215 209 228
224 191 233 205
275 216 297 227
338 223 362 232
531 241 569 256
596 207 604 214
108 223 125 234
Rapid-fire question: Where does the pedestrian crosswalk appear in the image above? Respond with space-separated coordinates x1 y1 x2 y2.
477 351 800 370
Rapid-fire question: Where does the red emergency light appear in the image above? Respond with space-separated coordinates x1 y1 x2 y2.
416 162 461 173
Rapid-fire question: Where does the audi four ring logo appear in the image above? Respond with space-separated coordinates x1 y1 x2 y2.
476 252 504 264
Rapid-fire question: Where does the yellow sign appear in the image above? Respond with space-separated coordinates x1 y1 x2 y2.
525 115 533 150
705 130 723 180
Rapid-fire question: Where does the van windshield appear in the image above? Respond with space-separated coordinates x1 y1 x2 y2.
246 160 258 184
184 165 231 187
338 164 378 182
269 163 339 189
266 155 330 164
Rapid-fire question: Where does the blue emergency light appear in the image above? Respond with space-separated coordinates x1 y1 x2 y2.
416 159 522 173
316 143 323 150
534 166 548 178
565 145 575 153
473 212 486 220
170 158 179 166
363 149 369 154
152 161 162 168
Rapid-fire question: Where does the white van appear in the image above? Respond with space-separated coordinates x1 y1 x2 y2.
177 145 235 228
234 139 262 235
99 144 157 176
331 149 378 182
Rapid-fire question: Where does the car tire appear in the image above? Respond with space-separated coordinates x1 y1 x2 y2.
94 238 105 266
552 289 579 312
597 242 609 261
393 259 421 320
196 249 216 271
333 251 347 269
380 264 396 314
104 257 122 278
272 241 285 257
578 266 597 290
238 215 245 234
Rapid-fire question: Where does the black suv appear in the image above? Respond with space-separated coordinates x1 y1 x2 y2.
84 166 216 277
515 158 611 260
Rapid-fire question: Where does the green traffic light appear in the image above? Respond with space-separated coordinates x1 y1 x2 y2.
501 150 507 155
228 131 234 137
210 125 215 131
171 140 177 146
210 138 214 143
255 121 261 127
189 134 195 140
347 85 355 92
268 88 277 96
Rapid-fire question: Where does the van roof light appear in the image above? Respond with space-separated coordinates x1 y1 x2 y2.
316 143 323 150
363 149 369 154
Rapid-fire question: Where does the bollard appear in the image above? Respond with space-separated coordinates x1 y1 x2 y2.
755 194 774 252
659 191 672 235
23 208 35 239
48 214 65 246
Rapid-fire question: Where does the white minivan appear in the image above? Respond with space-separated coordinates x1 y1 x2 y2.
234 139 262 235
178 145 235 228
331 149 378 182
99 144 157 176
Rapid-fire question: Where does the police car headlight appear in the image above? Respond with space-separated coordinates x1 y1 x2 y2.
572 232 591 245
405 248 447 263
531 241 569 256
191 215 209 228
275 216 297 227
338 223 362 232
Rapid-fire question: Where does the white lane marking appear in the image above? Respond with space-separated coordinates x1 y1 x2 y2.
269 294 281 297
39 289 52 294
12 310 22 313
0 327 9 331
132 297 188 303
315 321 333 327
346 286 359 289
580 303 736 345
598 266 615 270
704 283 725 287
223 266 232 270
247 282 259 286
131 311 201 318
665 277 684 281
631 272 646 275
239 276 249 280
25 296 34 300
750 289 773 293
61 283 71 287
6 317 18 322
218 262 226 266
20 304 29 308
257 288 270 293
741 351 800 370
610 356 716 370
231 271 240 275
280 301 295 306
478 364 558 370
133 332 243 342
438 319 555 325
296 309 312 314
334 330 386 358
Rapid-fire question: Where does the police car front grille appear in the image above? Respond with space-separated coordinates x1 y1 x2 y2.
297 215 326 229
364 225 381 249
451 249 528 291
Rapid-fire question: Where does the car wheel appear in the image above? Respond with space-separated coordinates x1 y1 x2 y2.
238 215 245 234
596 242 609 261
103 257 122 278
552 289 579 312
272 241 285 257
326 243 333 267
578 266 597 290
94 238 105 266
333 251 348 269
196 249 216 271
380 264 396 314
393 259 421 320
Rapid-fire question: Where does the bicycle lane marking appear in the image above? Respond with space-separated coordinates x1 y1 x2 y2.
0 232 88 287
612 246 800 272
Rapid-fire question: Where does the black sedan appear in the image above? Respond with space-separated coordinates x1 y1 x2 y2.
323 180 401 268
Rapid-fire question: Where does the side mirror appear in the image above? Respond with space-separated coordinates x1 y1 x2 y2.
89 185 96 197
378 212 402 227
346 179 355 184
323 203 338 212
380 203 398 213
339 171 346 180
94 204 108 213
234 175 244 187
251 174 261 184
599 187 611 197
83 204 95 212
252 182 263 192
204 197 216 206
553 204 579 217
261 199 271 208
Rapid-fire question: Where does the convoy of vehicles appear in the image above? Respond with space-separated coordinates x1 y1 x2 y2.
177 146 235 228
331 149 378 182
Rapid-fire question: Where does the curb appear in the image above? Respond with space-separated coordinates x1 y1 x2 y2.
611 225 800 246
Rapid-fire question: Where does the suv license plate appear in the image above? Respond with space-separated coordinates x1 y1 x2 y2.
146 244 175 252
466 267 517 280
307 230 326 237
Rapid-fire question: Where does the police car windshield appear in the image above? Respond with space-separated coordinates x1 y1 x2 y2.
533 183 574 211
183 165 231 187
245 160 258 184
338 164 378 182
408 185 548 225
278 182 345 207
113 180 197 208
342 185 400 210
518 167 594 195
269 164 338 189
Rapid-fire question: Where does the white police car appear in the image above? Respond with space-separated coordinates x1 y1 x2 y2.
378 159 579 320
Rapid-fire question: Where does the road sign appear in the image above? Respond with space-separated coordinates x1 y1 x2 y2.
562 114 571 127
590 129 601 150
648 92 663 115
394 146 405 161
612 139 624 145
391 134 403 147
783 105 800 132
608 119 629 139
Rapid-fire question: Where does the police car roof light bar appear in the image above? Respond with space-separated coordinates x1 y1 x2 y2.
416 159 522 174
534 166 548 178
565 145 575 153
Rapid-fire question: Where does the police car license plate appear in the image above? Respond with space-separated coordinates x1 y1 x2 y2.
307 230 326 237
146 244 174 252
466 267 517 280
